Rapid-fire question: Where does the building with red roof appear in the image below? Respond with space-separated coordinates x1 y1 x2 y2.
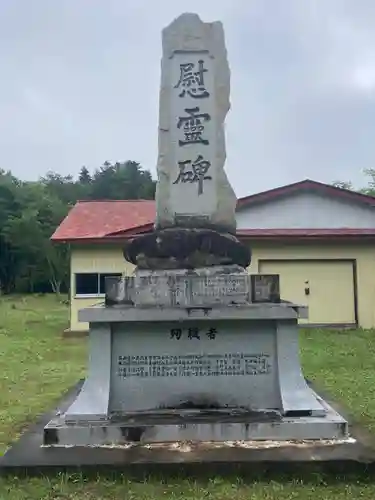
52 179 375 333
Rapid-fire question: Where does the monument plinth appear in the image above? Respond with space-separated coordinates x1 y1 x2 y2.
42 13 348 456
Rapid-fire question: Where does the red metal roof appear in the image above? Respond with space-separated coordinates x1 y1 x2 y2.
51 200 155 241
51 179 375 243
237 179 375 208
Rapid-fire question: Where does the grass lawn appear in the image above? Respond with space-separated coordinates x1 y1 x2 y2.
0 295 375 498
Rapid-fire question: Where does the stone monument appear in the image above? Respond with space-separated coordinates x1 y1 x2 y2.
43 13 348 449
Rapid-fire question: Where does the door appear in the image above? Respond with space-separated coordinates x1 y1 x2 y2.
258 260 356 326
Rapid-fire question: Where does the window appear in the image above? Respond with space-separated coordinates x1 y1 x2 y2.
75 273 122 296
75 273 98 296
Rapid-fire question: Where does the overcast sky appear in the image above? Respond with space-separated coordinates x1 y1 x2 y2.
1 1 375 196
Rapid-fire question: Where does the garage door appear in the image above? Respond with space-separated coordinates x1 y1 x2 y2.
258 260 356 326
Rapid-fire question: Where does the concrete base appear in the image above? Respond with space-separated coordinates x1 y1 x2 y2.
68 304 315 424
1 380 375 477
62 328 88 339
44 387 348 445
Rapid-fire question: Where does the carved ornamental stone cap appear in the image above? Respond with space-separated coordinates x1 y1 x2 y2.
123 228 251 269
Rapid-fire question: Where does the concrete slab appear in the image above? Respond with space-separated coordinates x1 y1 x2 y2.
78 302 308 323
1 380 375 477
44 389 348 445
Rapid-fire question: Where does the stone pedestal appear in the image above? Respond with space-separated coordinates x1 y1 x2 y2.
43 302 348 445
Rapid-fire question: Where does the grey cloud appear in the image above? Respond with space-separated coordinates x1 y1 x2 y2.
1 0 375 196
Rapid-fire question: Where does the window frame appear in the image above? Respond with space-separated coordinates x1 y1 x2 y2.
74 272 122 298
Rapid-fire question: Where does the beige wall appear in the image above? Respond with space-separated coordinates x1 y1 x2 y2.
247 241 375 329
70 245 135 331
69 241 375 331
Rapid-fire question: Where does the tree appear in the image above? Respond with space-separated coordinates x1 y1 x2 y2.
40 171 86 205
0 170 22 292
333 169 375 197
89 161 156 200
78 166 92 185
359 169 375 197
0 159 155 294
1 182 69 293
332 181 354 191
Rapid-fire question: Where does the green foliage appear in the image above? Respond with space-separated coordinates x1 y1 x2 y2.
89 161 156 200
333 169 375 197
332 180 354 190
359 169 375 196
0 161 155 294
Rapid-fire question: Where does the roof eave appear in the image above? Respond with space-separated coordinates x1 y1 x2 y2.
52 232 375 245
237 179 375 209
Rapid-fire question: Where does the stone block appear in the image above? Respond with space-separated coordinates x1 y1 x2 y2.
105 270 281 307
154 13 237 233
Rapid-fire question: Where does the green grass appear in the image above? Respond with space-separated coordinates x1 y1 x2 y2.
301 328 375 434
1 295 375 498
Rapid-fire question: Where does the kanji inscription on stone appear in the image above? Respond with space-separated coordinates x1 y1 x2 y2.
173 155 212 195
174 60 210 99
117 353 271 378
177 107 211 147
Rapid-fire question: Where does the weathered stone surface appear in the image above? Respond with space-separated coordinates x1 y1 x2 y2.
106 266 251 307
138 267 249 307
154 13 237 233
105 269 281 308
251 275 280 303
110 322 280 413
123 228 251 269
